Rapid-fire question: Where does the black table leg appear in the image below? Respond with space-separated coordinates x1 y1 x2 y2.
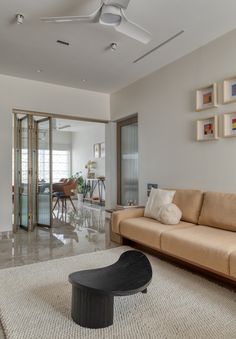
71 285 114 329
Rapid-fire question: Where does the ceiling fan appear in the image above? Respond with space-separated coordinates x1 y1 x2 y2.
40 0 151 44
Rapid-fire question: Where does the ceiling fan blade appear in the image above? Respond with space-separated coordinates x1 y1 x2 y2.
115 11 151 44
103 0 131 10
40 6 102 23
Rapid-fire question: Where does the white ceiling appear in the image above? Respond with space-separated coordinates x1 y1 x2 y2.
1 0 236 93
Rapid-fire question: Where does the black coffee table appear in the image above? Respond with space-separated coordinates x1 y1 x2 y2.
68 250 152 329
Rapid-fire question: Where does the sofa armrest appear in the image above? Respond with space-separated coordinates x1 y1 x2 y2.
112 208 145 234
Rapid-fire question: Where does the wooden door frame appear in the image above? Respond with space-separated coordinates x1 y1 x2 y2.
116 114 138 205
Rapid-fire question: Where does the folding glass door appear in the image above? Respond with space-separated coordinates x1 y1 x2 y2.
14 114 52 231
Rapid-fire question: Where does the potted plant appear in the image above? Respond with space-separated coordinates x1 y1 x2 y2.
71 172 85 203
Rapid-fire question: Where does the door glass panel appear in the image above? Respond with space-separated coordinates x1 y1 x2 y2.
37 119 52 226
14 116 21 230
120 121 138 205
20 117 29 228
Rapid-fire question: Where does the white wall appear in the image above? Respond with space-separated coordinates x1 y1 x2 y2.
52 130 72 151
72 124 105 178
110 29 236 205
0 74 109 231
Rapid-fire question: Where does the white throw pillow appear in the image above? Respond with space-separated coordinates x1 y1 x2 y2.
144 188 176 220
158 203 182 225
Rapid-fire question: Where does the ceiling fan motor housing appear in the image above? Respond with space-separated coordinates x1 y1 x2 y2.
100 5 122 26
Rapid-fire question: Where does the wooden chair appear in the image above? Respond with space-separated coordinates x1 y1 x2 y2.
52 179 77 213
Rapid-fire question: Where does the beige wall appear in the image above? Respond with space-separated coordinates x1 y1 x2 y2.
110 29 236 205
0 74 109 231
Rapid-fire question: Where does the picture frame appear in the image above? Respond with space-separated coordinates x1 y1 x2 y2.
196 83 218 111
223 112 236 137
100 142 105 158
223 76 236 104
196 116 218 141
93 143 100 159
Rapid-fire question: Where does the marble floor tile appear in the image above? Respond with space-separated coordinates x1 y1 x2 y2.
0 202 118 269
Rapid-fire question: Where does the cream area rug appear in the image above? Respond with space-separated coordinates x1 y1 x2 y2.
0 246 236 339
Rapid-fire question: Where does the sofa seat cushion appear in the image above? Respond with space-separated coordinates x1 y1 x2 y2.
229 251 236 278
198 191 236 232
120 217 193 250
172 189 203 224
161 226 236 275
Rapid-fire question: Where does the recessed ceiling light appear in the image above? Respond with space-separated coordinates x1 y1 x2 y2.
16 14 24 24
110 42 118 51
81 79 87 83
36 69 43 73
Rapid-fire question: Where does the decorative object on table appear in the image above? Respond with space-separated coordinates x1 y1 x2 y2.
68 250 152 329
223 112 236 137
127 200 137 206
70 172 85 203
196 83 217 111
93 143 100 159
147 183 158 197
196 116 218 141
223 76 236 104
85 160 96 179
100 142 105 158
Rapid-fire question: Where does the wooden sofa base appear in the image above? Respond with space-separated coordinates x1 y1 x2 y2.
120 237 236 290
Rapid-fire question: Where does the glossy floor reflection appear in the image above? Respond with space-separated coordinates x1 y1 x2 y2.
0 202 118 270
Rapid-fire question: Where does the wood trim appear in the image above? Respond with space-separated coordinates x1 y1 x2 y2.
13 115 20 233
122 238 236 289
36 117 52 228
12 109 109 124
116 114 138 205
114 113 138 123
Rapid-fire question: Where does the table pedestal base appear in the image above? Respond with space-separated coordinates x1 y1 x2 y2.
71 286 114 329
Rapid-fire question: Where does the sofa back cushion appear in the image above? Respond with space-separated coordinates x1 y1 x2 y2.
198 191 236 232
172 189 203 224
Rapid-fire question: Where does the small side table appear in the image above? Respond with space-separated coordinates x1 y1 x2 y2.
68 250 152 329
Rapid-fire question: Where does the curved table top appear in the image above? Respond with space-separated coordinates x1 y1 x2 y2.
69 250 152 296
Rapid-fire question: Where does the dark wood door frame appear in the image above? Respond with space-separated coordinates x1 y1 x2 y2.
116 114 138 205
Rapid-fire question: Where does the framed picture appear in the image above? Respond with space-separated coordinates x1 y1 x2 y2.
100 142 105 158
93 143 100 158
196 83 218 111
196 116 218 141
223 77 236 104
223 112 236 137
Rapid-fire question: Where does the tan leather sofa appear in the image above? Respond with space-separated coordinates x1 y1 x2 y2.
112 189 236 282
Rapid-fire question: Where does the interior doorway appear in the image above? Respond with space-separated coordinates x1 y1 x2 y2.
13 110 107 232
117 115 139 206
